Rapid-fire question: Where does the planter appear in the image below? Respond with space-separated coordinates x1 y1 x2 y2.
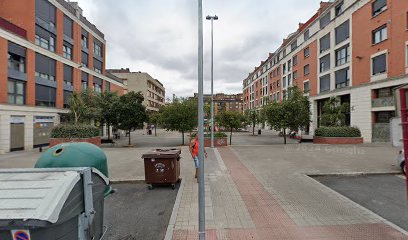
313 136 363 144
190 137 228 147
49 136 101 147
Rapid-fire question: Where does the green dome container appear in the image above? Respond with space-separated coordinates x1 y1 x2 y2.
35 142 111 196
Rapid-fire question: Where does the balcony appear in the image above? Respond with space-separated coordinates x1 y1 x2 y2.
372 96 394 108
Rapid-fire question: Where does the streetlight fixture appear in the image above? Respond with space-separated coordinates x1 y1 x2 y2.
206 15 218 148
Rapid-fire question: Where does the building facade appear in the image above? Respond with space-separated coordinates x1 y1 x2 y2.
0 0 125 153
243 0 408 143
108 68 165 112
194 93 243 116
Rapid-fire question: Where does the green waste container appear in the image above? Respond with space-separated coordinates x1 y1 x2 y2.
35 142 112 196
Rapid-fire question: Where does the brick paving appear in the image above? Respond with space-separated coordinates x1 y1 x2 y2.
171 146 408 240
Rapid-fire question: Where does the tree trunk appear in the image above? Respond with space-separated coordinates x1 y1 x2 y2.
182 131 184 145
128 129 131 145
107 125 111 140
154 127 157 136
283 128 287 144
252 123 255 136
230 127 233 145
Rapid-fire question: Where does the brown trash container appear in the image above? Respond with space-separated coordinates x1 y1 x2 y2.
142 148 181 190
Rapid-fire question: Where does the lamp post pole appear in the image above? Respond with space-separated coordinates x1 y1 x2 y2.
206 15 218 148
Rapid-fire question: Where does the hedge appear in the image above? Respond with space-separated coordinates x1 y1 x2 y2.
50 124 100 138
190 132 227 138
314 126 361 138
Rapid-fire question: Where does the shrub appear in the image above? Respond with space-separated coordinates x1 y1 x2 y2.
190 132 227 138
315 126 361 138
50 124 100 139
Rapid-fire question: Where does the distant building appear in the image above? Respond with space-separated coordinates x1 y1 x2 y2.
193 93 243 116
108 68 165 112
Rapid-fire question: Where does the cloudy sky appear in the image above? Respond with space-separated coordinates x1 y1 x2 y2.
75 0 319 99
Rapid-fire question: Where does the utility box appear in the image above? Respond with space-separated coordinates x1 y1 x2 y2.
142 148 181 190
0 168 108 240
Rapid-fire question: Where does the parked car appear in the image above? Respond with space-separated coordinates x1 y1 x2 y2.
397 150 406 174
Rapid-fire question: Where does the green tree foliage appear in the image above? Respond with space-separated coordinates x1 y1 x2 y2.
148 111 161 136
245 110 259 136
67 90 100 124
96 92 120 140
159 98 198 145
264 87 311 144
216 111 245 145
320 97 349 127
116 91 148 145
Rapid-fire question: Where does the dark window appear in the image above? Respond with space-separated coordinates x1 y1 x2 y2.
94 77 102 93
8 42 26 73
8 79 25 105
35 0 56 27
94 59 102 74
372 0 387 16
320 74 331 92
304 29 310 41
288 74 292 86
283 63 286 74
82 71 88 91
335 67 350 89
63 15 73 38
35 84 56 107
283 49 286 57
105 82 110 92
81 29 88 49
335 44 349 66
94 41 103 58
293 55 298 66
291 40 297 51
372 25 387 44
304 47 310 58
35 53 55 81
320 54 331 73
375 111 395 123
63 65 73 86
288 59 292 71
335 20 350 44
63 41 72 60
335 1 344 16
63 90 72 108
35 25 55 52
81 51 88 67
304 64 310 76
283 76 286 88
303 81 310 93
293 71 298 80
372 54 387 75
320 12 331 29
320 33 330 53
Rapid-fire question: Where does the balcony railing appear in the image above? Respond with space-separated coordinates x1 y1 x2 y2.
372 96 394 108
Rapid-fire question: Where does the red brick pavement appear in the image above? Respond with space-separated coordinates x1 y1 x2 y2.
172 147 408 240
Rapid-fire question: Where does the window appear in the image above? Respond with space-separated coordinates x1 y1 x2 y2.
293 55 298 66
320 12 331 29
94 78 102 94
63 42 72 60
35 53 55 81
94 41 103 58
81 30 88 49
63 90 72 108
35 0 56 28
304 64 310 76
372 53 387 75
288 74 292 86
63 15 73 39
372 0 387 16
304 29 310 41
335 20 350 44
303 81 310 93
82 71 88 91
94 59 102 74
283 49 287 57
35 25 55 52
320 54 331 73
291 40 297 51
8 79 25 105
304 47 310 58
277 80 280 87
81 51 88 67
63 65 73 86
293 71 298 80
335 1 344 16
320 33 330 53
288 60 292 71
320 74 331 92
283 76 286 88
372 25 387 44
105 82 110 92
335 67 350 89
283 63 286 74
36 84 56 107
8 53 25 73
335 44 350 66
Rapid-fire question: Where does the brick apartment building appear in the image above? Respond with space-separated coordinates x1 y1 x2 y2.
0 0 125 153
243 0 408 143
193 93 243 116
108 68 166 112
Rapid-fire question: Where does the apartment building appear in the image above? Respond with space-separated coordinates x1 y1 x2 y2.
193 93 243 116
108 68 166 112
243 0 408 143
0 0 125 153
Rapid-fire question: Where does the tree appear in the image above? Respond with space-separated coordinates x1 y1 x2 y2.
320 97 349 127
67 90 99 124
116 91 148 146
97 92 120 140
245 110 259 136
264 87 310 144
148 111 161 136
216 111 244 145
159 98 197 145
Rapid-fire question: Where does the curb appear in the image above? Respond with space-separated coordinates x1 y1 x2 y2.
110 178 145 184
307 171 402 177
164 174 185 240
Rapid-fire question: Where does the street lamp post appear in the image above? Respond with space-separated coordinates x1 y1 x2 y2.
206 15 218 148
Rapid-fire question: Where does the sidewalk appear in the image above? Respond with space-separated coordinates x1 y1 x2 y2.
168 145 408 240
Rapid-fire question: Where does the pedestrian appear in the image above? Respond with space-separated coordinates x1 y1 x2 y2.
189 134 207 180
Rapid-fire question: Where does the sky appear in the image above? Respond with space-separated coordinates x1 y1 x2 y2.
75 0 319 99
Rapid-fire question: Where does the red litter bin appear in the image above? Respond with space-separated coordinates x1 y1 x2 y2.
142 148 181 189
